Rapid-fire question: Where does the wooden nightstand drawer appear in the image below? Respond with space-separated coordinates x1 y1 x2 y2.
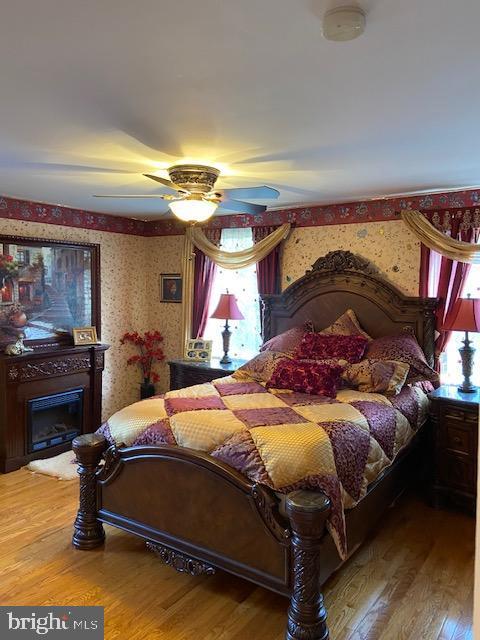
444 407 477 425
437 451 475 492
444 423 474 456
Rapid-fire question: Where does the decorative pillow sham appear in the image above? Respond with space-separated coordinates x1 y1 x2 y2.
260 322 314 354
320 309 372 340
365 333 439 385
267 359 344 396
233 351 292 383
295 333 368 363
342 359 410 395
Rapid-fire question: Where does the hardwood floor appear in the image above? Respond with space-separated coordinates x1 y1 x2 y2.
0 469 474 640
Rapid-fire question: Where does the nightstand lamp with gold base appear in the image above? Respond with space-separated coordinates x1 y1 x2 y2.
443 295 480 393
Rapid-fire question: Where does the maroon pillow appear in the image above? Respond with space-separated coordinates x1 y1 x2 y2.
295 333 368 363
267 359 344 396
260 322 313 355
366 333 439 385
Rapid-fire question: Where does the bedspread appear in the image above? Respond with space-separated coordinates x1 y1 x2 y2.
98 375 429 559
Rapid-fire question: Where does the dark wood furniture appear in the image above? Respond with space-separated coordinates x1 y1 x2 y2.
429 384 479 514
168 357 249 390
73 250 437 640
0 343 108 473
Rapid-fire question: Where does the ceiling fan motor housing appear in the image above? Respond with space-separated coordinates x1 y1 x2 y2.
168 164 220 193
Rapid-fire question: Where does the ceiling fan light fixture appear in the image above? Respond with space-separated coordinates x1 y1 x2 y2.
168 196 218 223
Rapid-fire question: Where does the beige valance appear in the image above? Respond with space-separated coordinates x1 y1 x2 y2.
186 223 291 269
401 210 480 264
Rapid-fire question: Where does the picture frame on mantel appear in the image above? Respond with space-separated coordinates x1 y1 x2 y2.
0 235 101 348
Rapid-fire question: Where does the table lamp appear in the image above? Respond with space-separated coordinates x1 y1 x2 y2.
210 291 244 364
443 294 480 393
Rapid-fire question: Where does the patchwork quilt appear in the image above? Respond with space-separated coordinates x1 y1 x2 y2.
98 375 429 559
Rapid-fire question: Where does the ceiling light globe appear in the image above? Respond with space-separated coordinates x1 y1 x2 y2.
169 199 218 223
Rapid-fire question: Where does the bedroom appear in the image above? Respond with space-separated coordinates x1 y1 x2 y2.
0 1 479 639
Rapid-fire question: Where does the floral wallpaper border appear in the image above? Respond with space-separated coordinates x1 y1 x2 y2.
2 190 480 237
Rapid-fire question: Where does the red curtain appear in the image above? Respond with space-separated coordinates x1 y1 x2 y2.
192 229 221 339
419 213 479 371
253 226 281 297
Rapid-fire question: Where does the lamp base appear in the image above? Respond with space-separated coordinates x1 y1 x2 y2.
458 383 477 394
220 321 232 365
458 332 476 394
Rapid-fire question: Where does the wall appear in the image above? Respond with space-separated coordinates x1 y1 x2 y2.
144 235 185 393
282 220 420 296
0 218 150 419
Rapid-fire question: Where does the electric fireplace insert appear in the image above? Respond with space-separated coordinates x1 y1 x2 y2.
27 389 83 453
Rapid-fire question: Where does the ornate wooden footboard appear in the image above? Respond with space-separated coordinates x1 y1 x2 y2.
73 434 331 640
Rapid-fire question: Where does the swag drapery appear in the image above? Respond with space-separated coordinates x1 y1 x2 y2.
403 209 480 370
186 223 290 269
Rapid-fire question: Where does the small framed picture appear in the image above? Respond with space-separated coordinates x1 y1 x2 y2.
160 274 182 303
73 326 98 345
184 338 212 362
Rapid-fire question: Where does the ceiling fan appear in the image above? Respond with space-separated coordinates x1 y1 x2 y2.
94 164 280 222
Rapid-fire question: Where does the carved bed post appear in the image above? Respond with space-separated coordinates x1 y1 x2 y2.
72 433 107 550
286 490 331 640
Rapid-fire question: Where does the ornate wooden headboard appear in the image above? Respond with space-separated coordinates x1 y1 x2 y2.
261 250 438 367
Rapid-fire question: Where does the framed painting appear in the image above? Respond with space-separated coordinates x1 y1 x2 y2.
0 235 101 346
160 273 182 303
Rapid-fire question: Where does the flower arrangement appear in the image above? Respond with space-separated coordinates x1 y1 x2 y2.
120 331 165 385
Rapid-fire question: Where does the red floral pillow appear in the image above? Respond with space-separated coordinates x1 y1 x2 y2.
260 322 314 355
267 359 344 396
295 333 368 363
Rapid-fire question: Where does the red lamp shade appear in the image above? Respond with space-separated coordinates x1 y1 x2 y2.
210 293 244 321
443 297 480 332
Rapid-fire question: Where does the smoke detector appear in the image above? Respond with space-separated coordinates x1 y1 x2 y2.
323 6 366 41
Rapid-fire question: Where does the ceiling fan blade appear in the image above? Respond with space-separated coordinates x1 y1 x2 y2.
93 194 169 199
214 186 280 200
217 199 267 215
143 173 183 191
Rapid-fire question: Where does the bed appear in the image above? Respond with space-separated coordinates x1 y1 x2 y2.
72 250 437 640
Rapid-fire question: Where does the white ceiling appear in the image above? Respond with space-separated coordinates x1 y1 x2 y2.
1 0 480 220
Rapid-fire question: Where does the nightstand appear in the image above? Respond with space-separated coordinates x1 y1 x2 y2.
429 385 479 514
168 357 249 391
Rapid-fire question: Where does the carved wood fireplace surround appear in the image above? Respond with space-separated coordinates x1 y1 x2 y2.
0 343 108 472
0 234 108 473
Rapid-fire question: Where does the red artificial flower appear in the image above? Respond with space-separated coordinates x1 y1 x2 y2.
121 330 165 385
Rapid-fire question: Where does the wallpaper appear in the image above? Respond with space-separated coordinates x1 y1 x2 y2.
282 220 420 296
144 235 185 393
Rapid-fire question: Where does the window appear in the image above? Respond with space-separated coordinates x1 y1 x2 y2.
428 252 480 385
203 228 262 360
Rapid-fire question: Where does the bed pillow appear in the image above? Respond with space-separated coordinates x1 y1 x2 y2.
342 359 410 395
233 351 292 383
365 333 439 385
295 333 368 363
320 309 372 340
260 321 314 354
267 359 344 396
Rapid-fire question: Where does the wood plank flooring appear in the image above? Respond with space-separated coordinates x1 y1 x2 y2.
0 469 474 640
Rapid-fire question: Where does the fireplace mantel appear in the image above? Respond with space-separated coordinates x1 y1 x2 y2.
0 343 109 472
